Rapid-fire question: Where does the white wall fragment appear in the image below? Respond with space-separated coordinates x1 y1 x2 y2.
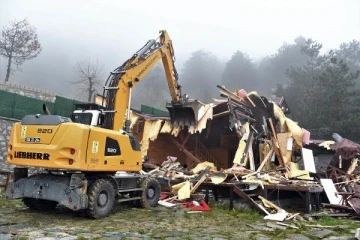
301 148 316 173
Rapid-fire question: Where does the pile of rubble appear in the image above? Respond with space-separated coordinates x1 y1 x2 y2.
141 85 360 220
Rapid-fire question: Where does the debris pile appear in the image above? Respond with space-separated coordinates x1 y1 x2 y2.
138 84 360 219
214 85 360 218
142 161 216 211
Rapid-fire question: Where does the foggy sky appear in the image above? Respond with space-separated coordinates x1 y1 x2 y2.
0 0 359 98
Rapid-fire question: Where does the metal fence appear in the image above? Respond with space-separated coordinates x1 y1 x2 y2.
0 89 83 120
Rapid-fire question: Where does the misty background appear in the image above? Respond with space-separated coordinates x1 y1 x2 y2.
1 0 360 140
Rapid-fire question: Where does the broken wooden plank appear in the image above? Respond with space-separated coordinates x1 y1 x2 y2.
181 132 192 148
258 195 281 211
217 85 256 107
240 129 254 166
190 172 209 194
276 222 299 229
248 138 255 171
233 185 268 214
310 213 350 218
163 196 178 202
213 110 230 119
304 224 339 228
268 118 286 168
241 149 274 179
285 213 300 220
257 149 274 172
321 203 353 211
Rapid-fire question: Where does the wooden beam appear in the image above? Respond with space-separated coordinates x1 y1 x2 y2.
213 110 229 119
268 118 286 168
170 137 201 164
240 129 254 166
242 149 274 179
181 132 191 148
233 185 269 214
179 131 185 142
217 85 256 107
258 195 281 211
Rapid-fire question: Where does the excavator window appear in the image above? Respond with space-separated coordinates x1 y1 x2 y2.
71 113 92 125
129 135 140 151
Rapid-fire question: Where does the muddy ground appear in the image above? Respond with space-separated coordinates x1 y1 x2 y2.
0 192 359 240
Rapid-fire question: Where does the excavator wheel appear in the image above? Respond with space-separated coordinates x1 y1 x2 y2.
23 198 37 209
86 179 115 219
135 177 161 208
23 198 58 211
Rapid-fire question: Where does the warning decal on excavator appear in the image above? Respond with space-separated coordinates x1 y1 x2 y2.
92 141 99 154
21 126 27 139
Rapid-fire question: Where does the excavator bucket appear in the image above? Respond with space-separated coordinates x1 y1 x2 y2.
165 99 208 129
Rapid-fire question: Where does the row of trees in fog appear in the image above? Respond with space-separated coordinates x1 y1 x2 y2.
133 37 360 141
2 19 360 141
275 39 360 141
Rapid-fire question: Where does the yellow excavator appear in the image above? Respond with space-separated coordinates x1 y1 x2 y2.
5 30 203 219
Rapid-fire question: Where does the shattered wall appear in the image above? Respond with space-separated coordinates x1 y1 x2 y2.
148 134 188 166
132 124 188 166
0 117 18 172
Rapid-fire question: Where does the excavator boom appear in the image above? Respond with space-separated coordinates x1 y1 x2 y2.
102 30 203 131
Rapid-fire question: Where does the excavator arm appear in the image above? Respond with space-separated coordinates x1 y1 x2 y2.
103 30 202 131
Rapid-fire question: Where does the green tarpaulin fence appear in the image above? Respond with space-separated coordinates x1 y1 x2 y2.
0 89 168 120
140 104 169 117
0 89 83 120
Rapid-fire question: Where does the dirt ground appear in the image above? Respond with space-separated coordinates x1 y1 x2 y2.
0 193 359 240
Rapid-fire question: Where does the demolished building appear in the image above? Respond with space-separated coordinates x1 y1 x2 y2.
128 85 360 219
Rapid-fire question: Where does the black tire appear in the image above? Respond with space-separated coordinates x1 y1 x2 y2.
86 179 115 219
23 198 37 209
137 177 161 208
23 198 58 211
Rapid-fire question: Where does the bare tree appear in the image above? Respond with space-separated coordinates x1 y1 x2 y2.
0 18 42 82
71 58 104 102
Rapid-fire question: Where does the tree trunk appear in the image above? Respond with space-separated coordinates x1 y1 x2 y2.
5 56 12 82
88 82 93 102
